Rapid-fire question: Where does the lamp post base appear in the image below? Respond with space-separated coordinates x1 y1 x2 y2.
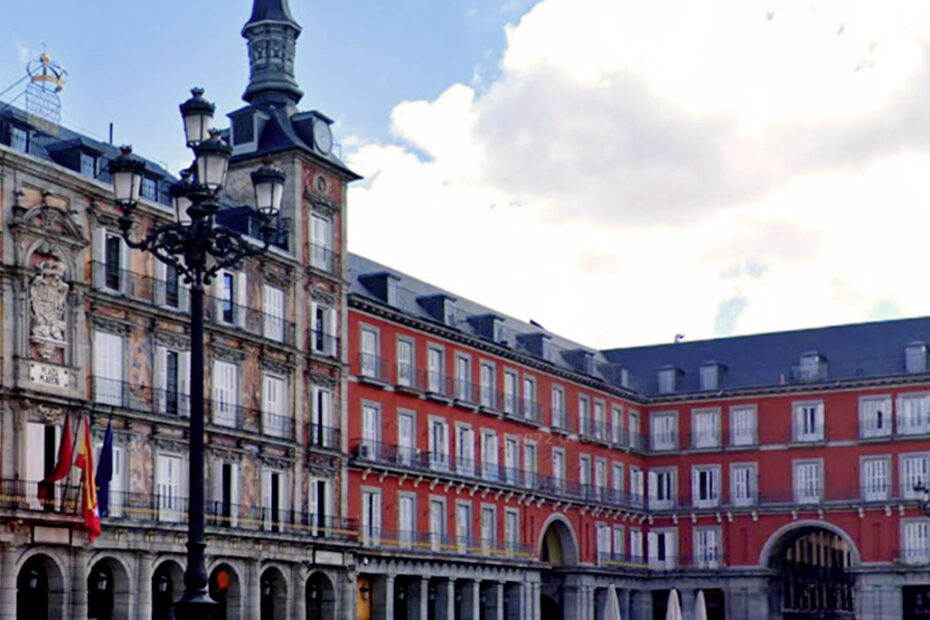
173 592 220 620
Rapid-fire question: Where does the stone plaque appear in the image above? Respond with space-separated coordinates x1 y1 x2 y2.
29 361 70 388
33 525 71 545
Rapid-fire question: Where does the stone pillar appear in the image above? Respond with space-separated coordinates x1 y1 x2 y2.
0 546 15 620
442 579 455 620
413 577 428 620
494 582 504 620
619 589 631 620
136 552 152 620
680 588 695 620
371 575 394 620
563 583 581 620
294 565 306 620
530 582 541 620
632 589 652 620
248 560 261 620
72 547 89 620
460 580 479 619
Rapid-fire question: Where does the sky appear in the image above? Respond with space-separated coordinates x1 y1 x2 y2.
4 1 930 350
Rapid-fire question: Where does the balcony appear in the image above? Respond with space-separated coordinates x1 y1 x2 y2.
357 353 392 386
90 263 296 346
358 527 534 559
90 377 296 441
101 491 356 542
309 330 340 359
310 242 335 274
308 424 341 451
690 430 721 450
550 408 574 434
0 478 82 515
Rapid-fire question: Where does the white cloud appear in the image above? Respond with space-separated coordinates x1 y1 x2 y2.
346 0 930 349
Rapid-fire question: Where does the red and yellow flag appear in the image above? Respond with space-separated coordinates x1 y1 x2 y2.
75 416 101 542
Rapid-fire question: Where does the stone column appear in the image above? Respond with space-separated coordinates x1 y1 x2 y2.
383 574 395 620
563 582 581 620
72 547 89 620
680 588 695 620
460 580 479 619
632 589 653 620
294 565 306 620
619 589 631 620
494 582 504 620
248 559 261 620
442 579 455 620
0 546 16 620
417 577 429 620
136 552 152 620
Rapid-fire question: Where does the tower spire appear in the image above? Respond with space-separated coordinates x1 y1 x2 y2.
242 0 303 108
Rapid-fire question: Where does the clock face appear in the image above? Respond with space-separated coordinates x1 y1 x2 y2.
313 119 333 155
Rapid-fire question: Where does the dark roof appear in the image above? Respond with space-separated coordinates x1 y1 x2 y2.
603 318 930 395
348 253 930 398
246 0 297 27
348 253 617 386
0 105 174 205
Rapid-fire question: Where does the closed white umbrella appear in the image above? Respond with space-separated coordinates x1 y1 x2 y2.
665 589 683 620
694 590 708 620
603 585 622 620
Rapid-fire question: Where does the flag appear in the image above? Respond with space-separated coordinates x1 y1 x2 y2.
95 418 113 517
37 414 73 508
75 416 101 542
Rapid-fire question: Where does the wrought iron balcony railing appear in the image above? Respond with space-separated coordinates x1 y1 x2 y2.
358 527 534 559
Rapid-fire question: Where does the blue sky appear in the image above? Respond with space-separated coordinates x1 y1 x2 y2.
0 0 535 171
6 0 930 348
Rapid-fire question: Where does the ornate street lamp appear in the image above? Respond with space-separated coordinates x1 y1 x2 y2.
109 88 285 620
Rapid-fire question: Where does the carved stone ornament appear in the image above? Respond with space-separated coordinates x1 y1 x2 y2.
30 260 69 359
36 403 64 425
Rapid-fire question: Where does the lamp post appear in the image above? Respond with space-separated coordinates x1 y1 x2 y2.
109 87 286 620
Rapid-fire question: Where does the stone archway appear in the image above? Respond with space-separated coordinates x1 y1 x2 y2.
210 563 243 620
539 514 579 567
17 553 66 620
152 560 184 620
260 566 288 620
538 515 580 620
306 571 337 620
762 522 858 619
88 557 131 620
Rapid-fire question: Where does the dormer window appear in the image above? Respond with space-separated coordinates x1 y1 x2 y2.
417 294 456 327
907 342 928 374
359 272 400 307
699 362 723 391
80 152 96 178
657 366 679 394
541 338 551 362
141 177 157 201
10 126 28 153
798 352 826 382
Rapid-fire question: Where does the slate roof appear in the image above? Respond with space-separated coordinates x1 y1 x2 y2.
348 253 930 398
0 105 174 205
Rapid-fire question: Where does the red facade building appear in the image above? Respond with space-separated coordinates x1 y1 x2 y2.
346 253 930 620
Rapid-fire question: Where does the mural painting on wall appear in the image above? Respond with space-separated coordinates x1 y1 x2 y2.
30 259 69 361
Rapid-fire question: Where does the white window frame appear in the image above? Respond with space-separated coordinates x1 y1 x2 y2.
694 526 721 568
504 508 520 554
551 385 566 429
155 345 190 416
429 416 450 471
429 496 446 552
648 467 676 510
691 465 721 508
901 452 930 500
611 405 623 445
261 372 288 438
480 504 497 551
428 345 445 394
481 430 499 481
262 284 286 343
524 441 538 486
360 326 381 379
479 361 496 408
361 487 382 546
793 400 825 443
455 423 475 476
648 528 677 569
94 330 124 407
793 459 823 505
650 411 678 451
396 337 416 387
898 393 930 436
310 300 337 356
311 213 333 271
903 519 930 564
859 395 892 439
397 492 416 548
729 405 757 447
692 408 720 449
211 360 239 428
861 455 890 502
731 462 758 507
